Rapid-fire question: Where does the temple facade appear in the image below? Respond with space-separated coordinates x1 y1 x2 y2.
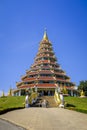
13 31 76 96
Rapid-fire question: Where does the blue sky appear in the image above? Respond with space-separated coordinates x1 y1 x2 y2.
0 0 87 95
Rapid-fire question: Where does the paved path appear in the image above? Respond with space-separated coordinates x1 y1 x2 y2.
0 108 87 130
0 119 26 130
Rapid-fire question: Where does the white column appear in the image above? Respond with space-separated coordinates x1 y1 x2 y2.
19 90 21 96
71 90 73 96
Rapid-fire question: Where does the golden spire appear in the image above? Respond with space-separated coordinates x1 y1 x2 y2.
43 29 49 41
8 88 12 96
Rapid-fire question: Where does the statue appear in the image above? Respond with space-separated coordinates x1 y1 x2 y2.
59 92 64 108
58 86 60 93
42 99 47 107
25 94 29 108
80 90 85 98
55 85 60 93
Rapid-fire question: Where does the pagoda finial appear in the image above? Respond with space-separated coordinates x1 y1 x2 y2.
43 28 49 41
8 87 12 96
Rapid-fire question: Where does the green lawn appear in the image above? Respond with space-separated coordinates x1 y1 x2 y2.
64 97 87 113
0 96 87 114
0 96 25 114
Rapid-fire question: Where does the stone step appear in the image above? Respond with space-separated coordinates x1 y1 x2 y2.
31 96 57 108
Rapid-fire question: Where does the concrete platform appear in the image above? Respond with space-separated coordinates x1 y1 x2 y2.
0 108 87 130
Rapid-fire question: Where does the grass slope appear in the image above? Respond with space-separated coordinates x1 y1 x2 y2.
64 97 87 113
0 96 25 114
0 96 87 114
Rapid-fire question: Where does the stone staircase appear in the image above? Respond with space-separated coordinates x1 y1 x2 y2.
40 96 57 107
31 96 57 108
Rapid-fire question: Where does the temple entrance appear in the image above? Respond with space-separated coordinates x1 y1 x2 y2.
39 90 54 96
44 90 48 95
45 90 54 96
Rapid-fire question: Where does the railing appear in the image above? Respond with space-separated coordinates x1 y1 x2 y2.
38 76 54 80
26 71 38 75
56 78 70 82
37 84 56 87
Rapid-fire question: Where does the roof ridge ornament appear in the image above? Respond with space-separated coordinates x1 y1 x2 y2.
43 28 49 41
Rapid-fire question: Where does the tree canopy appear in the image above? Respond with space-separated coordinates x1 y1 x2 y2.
78 80 87 96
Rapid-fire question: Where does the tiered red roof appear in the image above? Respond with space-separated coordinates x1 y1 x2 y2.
16 31 75 90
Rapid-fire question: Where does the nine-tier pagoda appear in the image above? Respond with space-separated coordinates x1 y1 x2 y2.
14 31 75 96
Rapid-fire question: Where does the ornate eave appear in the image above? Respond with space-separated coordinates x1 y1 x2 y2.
16 31 76 91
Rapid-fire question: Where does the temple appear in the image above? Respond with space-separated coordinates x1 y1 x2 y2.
13 31 75 96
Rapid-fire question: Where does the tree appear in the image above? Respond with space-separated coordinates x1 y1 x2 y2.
78 80 87 96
